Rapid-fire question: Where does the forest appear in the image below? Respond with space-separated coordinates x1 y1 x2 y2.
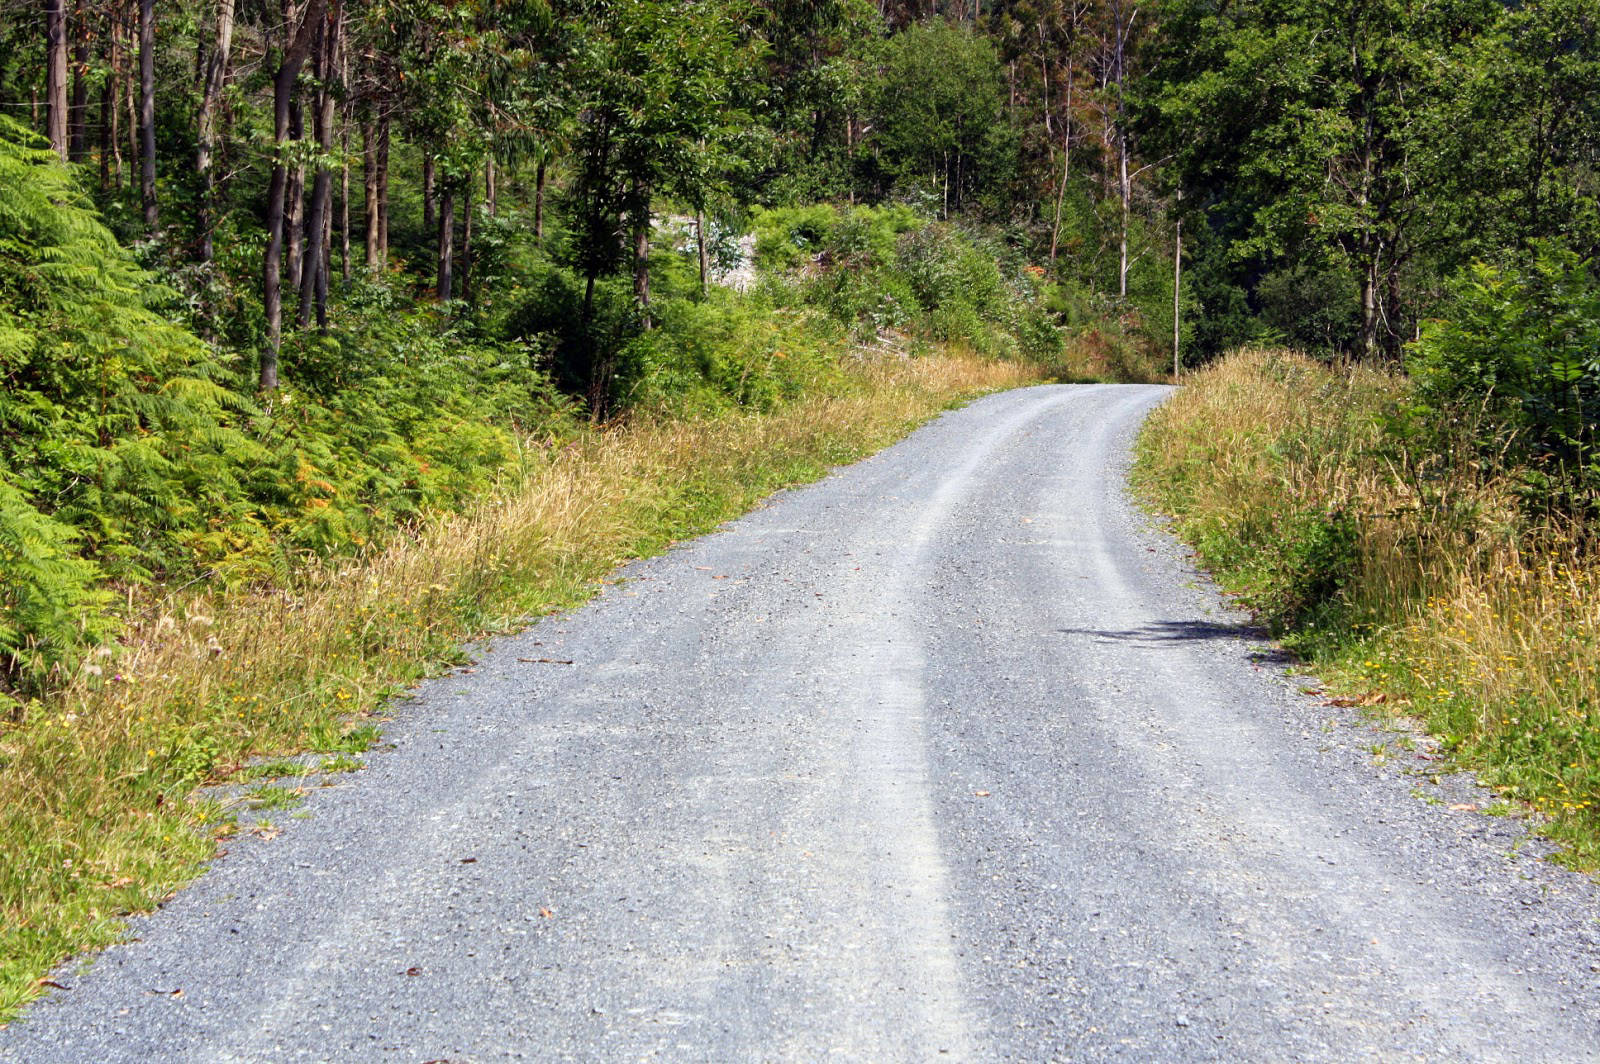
5 0 1594 690
0 0 1599 1016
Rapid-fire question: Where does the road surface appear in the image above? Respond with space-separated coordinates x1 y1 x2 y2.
5 384 1599 1061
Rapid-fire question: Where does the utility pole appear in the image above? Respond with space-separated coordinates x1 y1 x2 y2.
1172 201 1183 380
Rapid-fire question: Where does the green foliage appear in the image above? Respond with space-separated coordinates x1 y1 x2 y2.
0 117 250 691
749 203 1061 362
868 20 1018 215
751 203 920 272
1408 244 1600 507
0 478 112 706
0 119 578 694
1143 0 1600 359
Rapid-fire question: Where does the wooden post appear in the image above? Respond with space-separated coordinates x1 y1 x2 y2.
1172 213 1182 380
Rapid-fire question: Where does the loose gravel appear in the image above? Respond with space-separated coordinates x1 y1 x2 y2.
4 384 1599 1062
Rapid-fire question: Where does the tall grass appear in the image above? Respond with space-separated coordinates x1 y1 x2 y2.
1136 348 1600 867
0 353 1036 1019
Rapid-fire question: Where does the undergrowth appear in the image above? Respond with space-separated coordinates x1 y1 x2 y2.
0 352 1036 1020
1135 348 1600 870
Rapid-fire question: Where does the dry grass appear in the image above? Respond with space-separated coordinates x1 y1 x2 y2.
0 353 1038 1019
1137 348 1600 866
1056 328 1172 384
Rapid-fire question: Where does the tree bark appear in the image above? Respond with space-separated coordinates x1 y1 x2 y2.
138 0 156 230
105 10 123 187
363 114 380 271
485 155 497 217
422 155 435 234
260 0 328 391
339 115 350 284
196 0 236 263
298 6 337 328
99 37 113 188
436 181 454 301
376 114 390 266
461 178 473 302
1118 131 1129 298
696 210 709 297
632 183 651 329
69 0 88 160
533 160 546 244
286 92 305 295
46 0 69 161
1050 56 1074 264
123 3 138 179
1172 214 1182 379
1113 1 1136 299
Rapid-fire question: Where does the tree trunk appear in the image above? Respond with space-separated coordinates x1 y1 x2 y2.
1172 215 1182 379
583 272 611 420
138 0 156 230
1113 1 1135 300
99 43 113 188
69 0 88 160
338 20 349 284
196 0 236 263
298 7 336 328
1118 131 1129 298
123 4 139 179
436 182 454 301
1050 58 1074 264
317 168 331 327
260 0 328 391
484 155 496 217
632 183 651 329
461 179 473 302
363 115 379 271
339 117 350 283
1358 240 1379 360
286 93 305 295
106 11 124 187
46 0 69 161
696 209 709 296
422 155 435 234
533 160 546 244
376 115 390 266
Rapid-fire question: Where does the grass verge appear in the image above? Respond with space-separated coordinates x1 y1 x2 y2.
0 352 1037 1020
1135 348 1600 869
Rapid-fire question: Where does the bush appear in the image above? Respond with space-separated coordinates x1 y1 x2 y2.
1408 243 1600 510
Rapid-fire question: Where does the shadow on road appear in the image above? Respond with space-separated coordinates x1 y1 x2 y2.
1056 620 1298 667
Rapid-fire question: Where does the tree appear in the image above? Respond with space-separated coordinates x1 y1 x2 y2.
45 0 69 160
870 20 1016 216
565 0 755 412
196 0 237 263
261 0 329 390
1143 0 1506 358
138 0 155 229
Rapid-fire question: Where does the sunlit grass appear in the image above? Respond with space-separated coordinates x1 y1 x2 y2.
0 352 1038 1020
1136 348 1600 870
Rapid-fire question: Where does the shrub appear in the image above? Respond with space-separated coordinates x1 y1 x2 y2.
1408 243 1600 510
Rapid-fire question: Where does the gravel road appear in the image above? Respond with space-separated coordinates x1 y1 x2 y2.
5 383 1600 1062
